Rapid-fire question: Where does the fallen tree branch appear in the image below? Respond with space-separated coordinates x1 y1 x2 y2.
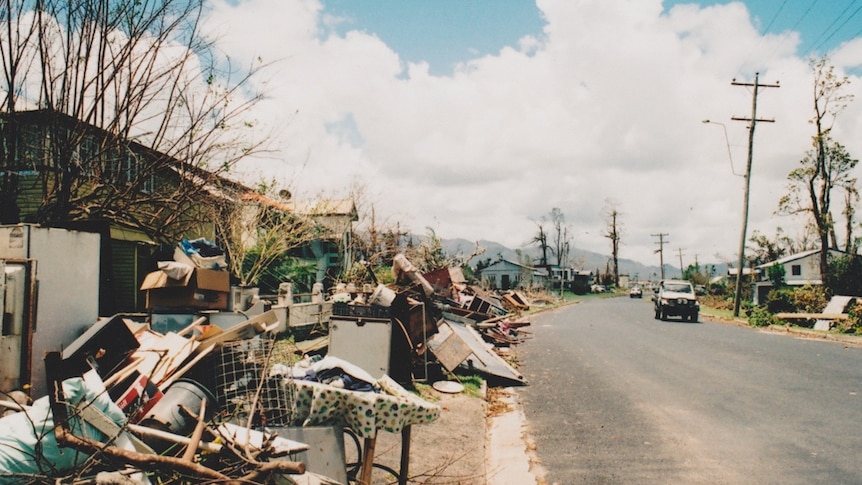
55 427 231 482
240 460 309 482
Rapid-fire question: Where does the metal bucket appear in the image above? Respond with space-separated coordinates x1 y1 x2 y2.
139 379 217 453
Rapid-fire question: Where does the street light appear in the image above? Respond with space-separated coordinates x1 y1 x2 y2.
702 120 742 177
704 117 751 317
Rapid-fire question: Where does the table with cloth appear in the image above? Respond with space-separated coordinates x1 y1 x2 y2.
286 374 440 485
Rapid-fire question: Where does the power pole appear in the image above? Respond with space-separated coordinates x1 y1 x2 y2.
677 247 685 278
652 233 669 280
730 72 778 317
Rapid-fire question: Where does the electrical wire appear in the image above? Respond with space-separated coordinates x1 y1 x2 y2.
734 0 862 77
760 0 789 35
734 0 802 76
757 0 819 65
807 0 862 55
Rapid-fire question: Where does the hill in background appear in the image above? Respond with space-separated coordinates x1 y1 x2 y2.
441 237 728 282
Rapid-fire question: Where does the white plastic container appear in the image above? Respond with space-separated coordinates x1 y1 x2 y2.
369 284 396 307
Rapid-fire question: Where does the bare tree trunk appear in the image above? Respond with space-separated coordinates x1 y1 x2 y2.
1 0 271 243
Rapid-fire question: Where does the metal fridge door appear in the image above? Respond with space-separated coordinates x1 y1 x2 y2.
328 316 392 379
1 261 28 392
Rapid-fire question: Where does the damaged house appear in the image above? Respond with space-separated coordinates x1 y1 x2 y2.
478 258 549 290
0 109 252 314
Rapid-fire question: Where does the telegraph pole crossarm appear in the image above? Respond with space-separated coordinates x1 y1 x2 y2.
652 233 669 281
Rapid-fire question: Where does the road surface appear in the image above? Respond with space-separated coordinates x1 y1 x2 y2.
518 296 862 484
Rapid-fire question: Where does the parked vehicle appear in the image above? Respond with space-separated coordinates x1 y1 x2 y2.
629 286 643 298
654 280 699 322
591 284 607 293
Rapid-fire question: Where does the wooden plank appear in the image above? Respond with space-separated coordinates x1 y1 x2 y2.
196 310 278 349
158 344 216 390
774 313 849 320
149 333 199 386
159 310 277 390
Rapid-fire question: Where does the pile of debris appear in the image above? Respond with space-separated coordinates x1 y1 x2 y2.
0 250 532 484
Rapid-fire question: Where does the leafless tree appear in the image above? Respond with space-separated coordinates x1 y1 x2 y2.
549 207 570 268
602 200 622 287
0 0 270 242
777 57 857 279
530 220 549 267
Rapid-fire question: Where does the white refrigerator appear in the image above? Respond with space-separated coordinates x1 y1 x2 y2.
0 224 101 397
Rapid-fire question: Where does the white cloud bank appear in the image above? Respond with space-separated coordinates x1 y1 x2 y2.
204 0 862 267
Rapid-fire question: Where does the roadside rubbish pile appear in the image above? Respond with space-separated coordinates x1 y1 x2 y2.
0 249 531 485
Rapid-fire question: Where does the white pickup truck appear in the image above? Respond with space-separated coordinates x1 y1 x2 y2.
654 280 699 322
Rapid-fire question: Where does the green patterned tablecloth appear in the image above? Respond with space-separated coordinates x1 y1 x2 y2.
287 375 440 438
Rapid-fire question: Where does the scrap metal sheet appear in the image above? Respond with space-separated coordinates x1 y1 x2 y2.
428 319 526 386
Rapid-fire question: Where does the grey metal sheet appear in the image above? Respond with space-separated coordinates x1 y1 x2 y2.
428 320 526 386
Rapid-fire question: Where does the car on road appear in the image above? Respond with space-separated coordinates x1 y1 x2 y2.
654 279 699 322
629 286 643 298
591 284 607 293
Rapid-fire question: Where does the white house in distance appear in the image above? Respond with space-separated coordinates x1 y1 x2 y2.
753 248 845 304
480 259 549 290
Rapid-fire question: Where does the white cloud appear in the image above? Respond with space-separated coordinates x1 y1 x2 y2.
205 0 862 268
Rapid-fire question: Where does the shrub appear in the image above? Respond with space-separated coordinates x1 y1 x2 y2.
836 302 862 335
826 254 862 297
790 285 828 313
748 306 778 327
765 288 795 314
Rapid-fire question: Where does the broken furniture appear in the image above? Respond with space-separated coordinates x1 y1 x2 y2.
774 295 857 330
287 374 440 485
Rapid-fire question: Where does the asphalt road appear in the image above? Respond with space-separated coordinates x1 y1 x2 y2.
518 296 862 485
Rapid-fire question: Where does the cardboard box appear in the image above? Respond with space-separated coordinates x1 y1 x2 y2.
141 267 230 309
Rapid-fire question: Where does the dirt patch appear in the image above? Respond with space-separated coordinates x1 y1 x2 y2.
368 390 488 484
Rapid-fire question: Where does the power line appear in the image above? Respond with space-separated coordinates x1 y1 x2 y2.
760 0 790 35
737 0 818 74
808 0 862 55
806 0 859 51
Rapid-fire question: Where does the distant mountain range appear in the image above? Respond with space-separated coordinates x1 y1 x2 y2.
441 238 729 282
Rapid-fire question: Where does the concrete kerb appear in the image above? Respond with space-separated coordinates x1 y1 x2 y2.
764 323 862 347
486 388 542 485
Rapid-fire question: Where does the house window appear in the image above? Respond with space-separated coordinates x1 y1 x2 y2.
107 148 154 193
18 126 46 171
791 264 801 276
79 136 97 177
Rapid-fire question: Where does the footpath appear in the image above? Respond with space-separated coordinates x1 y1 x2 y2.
486 388 540 485
371 385 538 484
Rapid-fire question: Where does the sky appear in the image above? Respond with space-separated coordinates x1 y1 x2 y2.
203 0 862 269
